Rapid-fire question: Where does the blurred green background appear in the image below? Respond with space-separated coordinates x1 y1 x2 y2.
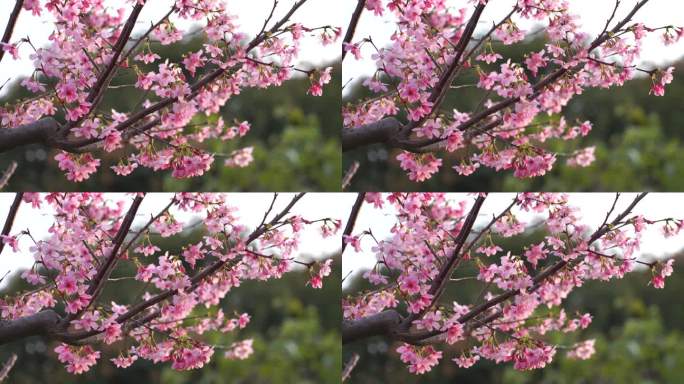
0 35 341 192
343 226 684 384
343 39 684 192
0 226 341 384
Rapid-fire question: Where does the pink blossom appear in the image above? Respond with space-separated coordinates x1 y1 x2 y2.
567 340 596 360
225 340 253 360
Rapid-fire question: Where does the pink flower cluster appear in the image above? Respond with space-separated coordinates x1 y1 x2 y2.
308 259 334 289
54 344 101 375
396 344 443 374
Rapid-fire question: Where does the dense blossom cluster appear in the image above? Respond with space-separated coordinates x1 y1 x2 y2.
0 0 337 181
343 0 682 182
0 193 339 374
343 192 682 374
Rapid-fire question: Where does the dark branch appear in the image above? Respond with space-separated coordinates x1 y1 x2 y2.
0 192 23 256
342 0 366 61
70 194 145 320
342 309 402 344
0 353 17 382
0 310 61 345
402 194 486 326
0 118 61 153
0 0 24 64
342 117 402 151
342 193 366 254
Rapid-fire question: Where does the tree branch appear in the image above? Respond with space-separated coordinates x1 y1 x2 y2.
347 0 652 152
0 0 24 64
0 310 61 345
85 3 145 103
342 193 366 254
0 162 17 190
0 118 61 153
75 194 145 316
0 192 23 256
342 0 366 61
402 194 486 326
342 117 402 151
59 0 310 151
402 193 649 343
342 353 360 382
0 353 17 382
342 309 402 344
344 193 649 345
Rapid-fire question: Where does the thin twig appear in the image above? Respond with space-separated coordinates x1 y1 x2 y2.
0 354 17 382
0 162 17 190
342 162 360 190
342 353 360 382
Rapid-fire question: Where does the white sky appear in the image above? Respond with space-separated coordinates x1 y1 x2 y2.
0 0 343 94
342 0 684 88
342 193 684 287
0 193 346 288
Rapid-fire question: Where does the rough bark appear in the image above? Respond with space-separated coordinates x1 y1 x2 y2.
342 117 403 151
0 118 61 153
342 309 402 344
0 310 62 345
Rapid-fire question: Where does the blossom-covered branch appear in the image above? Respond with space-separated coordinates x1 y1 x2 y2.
0 0 339 182
0 193 340 374
343 0 682 183
343 193 682 374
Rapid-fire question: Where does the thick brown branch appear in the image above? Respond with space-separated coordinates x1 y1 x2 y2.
342 117 402 151
83 3 145 107
0 310 61 345
426 3 486 109
342 309 402 344
0 118 61 153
